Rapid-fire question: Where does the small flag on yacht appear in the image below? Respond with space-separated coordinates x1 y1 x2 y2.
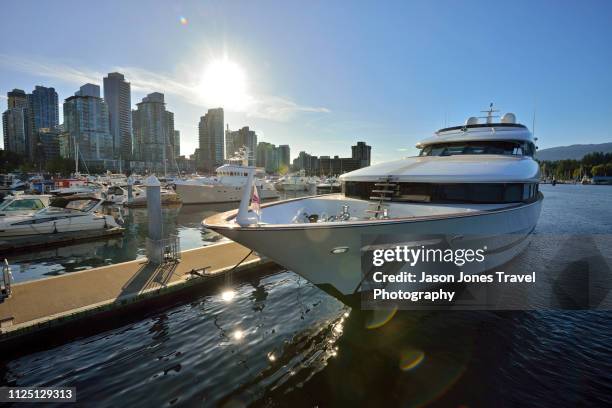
251 183 261 218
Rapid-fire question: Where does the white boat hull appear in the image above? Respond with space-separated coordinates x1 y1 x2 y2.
176 183 279 204
0 214 119 239
205 197 542 296
279 183 309 191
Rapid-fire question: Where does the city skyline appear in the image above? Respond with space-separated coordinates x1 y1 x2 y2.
2 1 612 163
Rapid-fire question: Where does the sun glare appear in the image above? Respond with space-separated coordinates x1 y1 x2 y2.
198 58 251 111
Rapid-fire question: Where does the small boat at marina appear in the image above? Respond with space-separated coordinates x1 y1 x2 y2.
204 107 543 299
0 194 51 216
174 150 279 204
316 177 342 193
0 174 28 194
104 184 182 206
0 196 120 239
96 172 128 186
275 171 312 191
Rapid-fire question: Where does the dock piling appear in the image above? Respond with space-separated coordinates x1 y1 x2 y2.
145 175 163 264
127 175 134 203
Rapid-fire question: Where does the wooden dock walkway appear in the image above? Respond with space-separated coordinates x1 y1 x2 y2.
0 241 274 346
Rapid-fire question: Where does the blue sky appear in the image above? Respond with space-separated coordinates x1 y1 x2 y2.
1 0 611 162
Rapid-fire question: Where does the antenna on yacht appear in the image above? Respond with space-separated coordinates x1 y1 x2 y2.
480 102 500 124
532 108 537 139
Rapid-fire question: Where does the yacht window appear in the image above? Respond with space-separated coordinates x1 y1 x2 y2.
420 141 534 157
344 181 539 204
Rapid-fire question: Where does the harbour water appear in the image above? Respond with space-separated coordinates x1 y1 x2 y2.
1 185 611 406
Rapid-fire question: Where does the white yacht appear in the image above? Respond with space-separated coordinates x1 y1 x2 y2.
104 184 181 206
174 151 279 204
0 196 120 239
97 172 128 186
0 194 51 216
204 108 543 298
275 171 312 191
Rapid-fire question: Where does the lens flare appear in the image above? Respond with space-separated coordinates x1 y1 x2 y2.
179 17 188 25
399 349 425 371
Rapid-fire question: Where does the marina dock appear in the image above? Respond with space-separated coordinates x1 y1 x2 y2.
0 241 275 351
0 227 125 253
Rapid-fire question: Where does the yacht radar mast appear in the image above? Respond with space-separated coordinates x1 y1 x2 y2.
480 102 500 124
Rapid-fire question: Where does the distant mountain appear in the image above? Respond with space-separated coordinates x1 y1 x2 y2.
536 142 612 161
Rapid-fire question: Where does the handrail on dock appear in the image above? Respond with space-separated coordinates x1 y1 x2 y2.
146 235 181 263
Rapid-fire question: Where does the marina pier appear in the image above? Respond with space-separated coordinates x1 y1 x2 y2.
0 242 276 353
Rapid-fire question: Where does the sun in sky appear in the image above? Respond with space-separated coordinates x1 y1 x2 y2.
197 57 252 111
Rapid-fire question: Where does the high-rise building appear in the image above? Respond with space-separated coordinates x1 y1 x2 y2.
37 127 61 163
292 142 371 176
351 141 371 167
226 125 257 165
3 89 29 155
256 141 279 173
63 84 114 167
173 130 181 158
28 86 59 131
198 108 224 172
2 107 28 156
132 92 176 172
7 89 28 109
27 86 59 161
292 151 319 175
103 72 132 162
75 84 100 97
278 145 290 171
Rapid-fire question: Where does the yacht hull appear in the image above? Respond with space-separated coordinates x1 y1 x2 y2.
205 197 542 296
278 183 309 191
176 183 279 204
0 215 118 239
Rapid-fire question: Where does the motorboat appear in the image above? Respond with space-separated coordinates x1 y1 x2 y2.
275 171 311 191
316 177 342 193
0 196 120 239
0 174 28 193
0 194 51 216
96 172 128 186
174 149 279 204
204 107 543 299
104 184 181 206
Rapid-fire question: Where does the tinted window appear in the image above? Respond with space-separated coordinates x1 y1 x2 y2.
420 141 535 157
344 182 539 204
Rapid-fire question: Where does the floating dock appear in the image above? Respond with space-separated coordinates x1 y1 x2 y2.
0 241 275 352
0 227 125 253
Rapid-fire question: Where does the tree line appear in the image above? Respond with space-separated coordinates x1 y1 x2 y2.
539 152 612 180
0 151 106 176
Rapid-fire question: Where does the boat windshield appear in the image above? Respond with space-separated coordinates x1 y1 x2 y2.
41 198 100 214
0 198 45 211
419 141 535 157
